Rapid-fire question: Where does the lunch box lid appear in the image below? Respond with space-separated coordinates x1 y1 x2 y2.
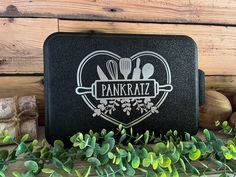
44 32 204 145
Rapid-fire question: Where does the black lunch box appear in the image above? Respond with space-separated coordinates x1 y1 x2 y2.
44 33 205 145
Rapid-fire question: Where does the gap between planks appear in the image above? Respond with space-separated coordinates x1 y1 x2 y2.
0 75 235 125
1 19 236 75
0 0 236 26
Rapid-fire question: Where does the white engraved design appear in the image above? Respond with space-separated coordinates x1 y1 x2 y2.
75 50 173 128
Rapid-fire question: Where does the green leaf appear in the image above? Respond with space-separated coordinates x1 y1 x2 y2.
42 168 54 174
198 142 207 155
84 166 91 177
170 150 180 163
128 143 135 153
32 140 38 146
21 134 29 142
179 158 186 172
142 158 151 167
88 157 101 166
203 129 211 141
160 156 171 168
173 167 179 177
12 171 22 177
86 147 94 158
0 171 5 177
50 172 62 177
160 172 167 177
148 170 158 177
152 159 158 170
126 164 135 176
108 152 114 159
74 142 86 149
53 157 64 168
144 130 150 144
99 143 110 155
119 134 127 144
141 147 148 158
2 136 11 144
16 142 27 156
24 160 39 173
153 142 166 154
131 155 140 169
75 170 82 177
54 140 64 148
118 124 123 131
0 150 8 161
189 149 201 161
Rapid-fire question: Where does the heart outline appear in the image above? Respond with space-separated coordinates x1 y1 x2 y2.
76 50 172 128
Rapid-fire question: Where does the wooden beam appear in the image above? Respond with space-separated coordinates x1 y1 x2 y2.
0 76 235 125
59 20 236 75
0 18 57 74
0 0 236 25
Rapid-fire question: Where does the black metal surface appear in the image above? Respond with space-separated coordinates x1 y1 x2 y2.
44 33 204 145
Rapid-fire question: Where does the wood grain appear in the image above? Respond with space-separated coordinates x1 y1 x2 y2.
206 76 236 99
0 18 57 74
59 20 236 75
0 76 44 125
0 76 235 125
0 0 236 25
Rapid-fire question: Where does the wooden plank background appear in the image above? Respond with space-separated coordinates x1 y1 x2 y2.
1 0 236 25
0 0 235 125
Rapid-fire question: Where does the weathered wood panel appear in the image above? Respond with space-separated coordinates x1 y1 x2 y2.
0 18 57 74
0 76 235 125
0 0 236 25
0 76 44 125
59 20 236 75
1 19 236 75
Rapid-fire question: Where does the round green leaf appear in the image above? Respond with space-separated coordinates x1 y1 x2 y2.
153 142 166 154
108 152 114 159
85 147 94 158
2 136 11 144
24 160 39 173
87 157 101 166
54 140 64 148
99 143 110 155
189 149 201 161
32 140 38 146
142 157 151 167
160 157 171 168
131 155 140 169
16 142 27 156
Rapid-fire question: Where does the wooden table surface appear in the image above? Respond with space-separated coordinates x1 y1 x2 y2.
0 127 232 177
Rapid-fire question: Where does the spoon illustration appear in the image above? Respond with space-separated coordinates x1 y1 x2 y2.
142 63 154 79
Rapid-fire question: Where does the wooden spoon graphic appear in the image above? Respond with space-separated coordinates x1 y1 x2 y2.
142 63 154 79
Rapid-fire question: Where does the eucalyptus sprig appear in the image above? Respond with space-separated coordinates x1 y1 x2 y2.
0 121 235 177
